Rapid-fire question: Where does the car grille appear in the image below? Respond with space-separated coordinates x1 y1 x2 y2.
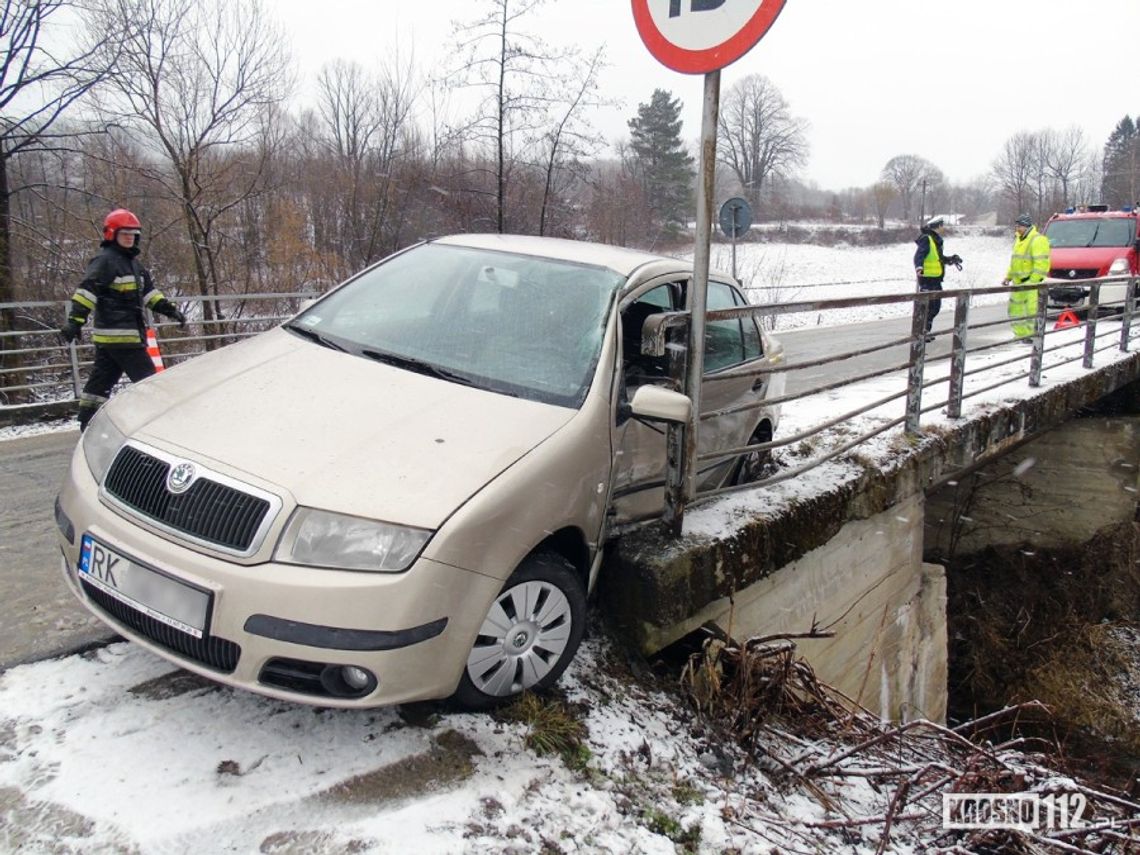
104 445 271 552
1050 267 1099 280
82 581 240 673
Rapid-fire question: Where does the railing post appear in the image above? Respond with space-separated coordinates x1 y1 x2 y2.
65 302 81 400
1028 284 1045 387
946 292 970 419
905 294 928 435
1121 277 1137 352
1083 280 1099 369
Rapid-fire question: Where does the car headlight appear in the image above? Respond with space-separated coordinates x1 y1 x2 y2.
275 508 431 572
1108 257 1129 275
81 410 126 483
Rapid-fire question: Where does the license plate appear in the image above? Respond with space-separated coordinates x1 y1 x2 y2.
79 534 211 639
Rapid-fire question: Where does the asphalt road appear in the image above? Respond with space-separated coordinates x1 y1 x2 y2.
0 429 114 669
780 301 1012 394
0 302 1026 670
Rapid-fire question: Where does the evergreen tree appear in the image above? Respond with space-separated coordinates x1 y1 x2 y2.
1100 115 1139 206
627 89 694 238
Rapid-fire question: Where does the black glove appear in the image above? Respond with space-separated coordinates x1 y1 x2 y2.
948 254 963 268
169 308 187 329
60 321 81 344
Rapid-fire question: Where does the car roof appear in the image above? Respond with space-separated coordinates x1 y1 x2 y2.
430 233 685 278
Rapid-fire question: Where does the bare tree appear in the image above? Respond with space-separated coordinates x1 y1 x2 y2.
536 46 607 237
449 0 570 233
870 181 896 229
880 154 943 224
991 131 1038 222
717 74 808 210
86 0 291 345
1 0 110 401
314 57 418 273
1041 126 1089 210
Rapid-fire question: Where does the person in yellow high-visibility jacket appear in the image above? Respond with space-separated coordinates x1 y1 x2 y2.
1002 213 1051 341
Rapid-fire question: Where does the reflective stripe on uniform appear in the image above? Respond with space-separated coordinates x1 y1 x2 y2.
92 327 143 344
145 290 166 307
71 289 97 309
108 275 139 293
78 392 109 409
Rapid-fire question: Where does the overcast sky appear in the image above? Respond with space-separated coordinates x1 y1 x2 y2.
270 0 1136 191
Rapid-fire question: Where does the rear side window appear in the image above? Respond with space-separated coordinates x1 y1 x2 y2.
734 287 763 361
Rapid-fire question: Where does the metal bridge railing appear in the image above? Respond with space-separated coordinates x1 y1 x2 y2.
2 279 1136 534
0 292 316 404
640 275 1138 533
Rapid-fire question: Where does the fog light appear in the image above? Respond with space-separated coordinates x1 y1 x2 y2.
341 666 371 690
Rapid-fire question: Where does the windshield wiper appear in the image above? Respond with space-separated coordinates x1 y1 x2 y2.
1084 224 1101 247
285 322 346 351
360 348 478 387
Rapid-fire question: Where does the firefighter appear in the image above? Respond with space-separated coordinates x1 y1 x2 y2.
1002 213 1051 342
60 209 186 431
913 216 962 342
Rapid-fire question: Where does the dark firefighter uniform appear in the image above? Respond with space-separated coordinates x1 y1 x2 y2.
64 235 184 430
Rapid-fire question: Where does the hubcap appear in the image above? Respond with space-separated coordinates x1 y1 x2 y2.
466 579 573 697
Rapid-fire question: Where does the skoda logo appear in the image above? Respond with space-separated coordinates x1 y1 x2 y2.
167 462 196 494
1068 270 1077 279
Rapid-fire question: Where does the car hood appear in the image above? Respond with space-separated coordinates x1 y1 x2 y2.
116 329 577 529
1048 245 1131 270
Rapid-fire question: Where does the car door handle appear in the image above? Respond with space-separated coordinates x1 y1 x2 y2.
751 378 765 392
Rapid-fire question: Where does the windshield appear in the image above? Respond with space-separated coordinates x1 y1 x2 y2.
290 243 622 408
1044 218 1136 248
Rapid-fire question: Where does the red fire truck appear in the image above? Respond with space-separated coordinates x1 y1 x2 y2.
1044 204 1139 312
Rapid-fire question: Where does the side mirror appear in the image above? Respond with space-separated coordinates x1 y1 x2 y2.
629 385 691 424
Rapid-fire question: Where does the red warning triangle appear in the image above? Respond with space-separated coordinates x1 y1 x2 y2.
1053 310 1080 330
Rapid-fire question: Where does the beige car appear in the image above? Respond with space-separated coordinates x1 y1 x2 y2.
55 234 784 709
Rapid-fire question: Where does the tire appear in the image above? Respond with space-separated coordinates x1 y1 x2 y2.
450 550 586 711
731 421 773 486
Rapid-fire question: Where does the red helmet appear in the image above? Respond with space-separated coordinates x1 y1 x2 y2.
102 208 141 242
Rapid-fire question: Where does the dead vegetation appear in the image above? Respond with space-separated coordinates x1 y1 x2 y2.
945 522 1140 777
677 629 1140 853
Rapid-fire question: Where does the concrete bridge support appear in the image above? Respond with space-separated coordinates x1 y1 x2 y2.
665 494 948 722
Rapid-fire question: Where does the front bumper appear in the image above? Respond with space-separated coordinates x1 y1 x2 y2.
1046 285 1089 308
55 450 501 708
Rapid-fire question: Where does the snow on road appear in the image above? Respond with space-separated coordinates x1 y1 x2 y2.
1 635 908 854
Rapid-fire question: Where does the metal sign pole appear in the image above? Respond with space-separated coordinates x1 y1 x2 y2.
681 69 720 508
731 205 738 280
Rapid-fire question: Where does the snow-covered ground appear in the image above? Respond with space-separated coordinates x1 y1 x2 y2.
2 228 1138 853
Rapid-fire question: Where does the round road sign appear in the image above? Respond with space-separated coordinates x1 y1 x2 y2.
631 0 787 74
718 197 753 238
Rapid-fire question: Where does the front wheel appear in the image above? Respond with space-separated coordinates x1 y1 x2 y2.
731 421 773 486
451 550 586 710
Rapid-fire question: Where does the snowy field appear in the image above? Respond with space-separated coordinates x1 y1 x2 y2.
709 228 1013 328
3 229 1138 853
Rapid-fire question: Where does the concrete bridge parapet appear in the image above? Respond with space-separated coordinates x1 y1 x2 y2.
599 352 1140 722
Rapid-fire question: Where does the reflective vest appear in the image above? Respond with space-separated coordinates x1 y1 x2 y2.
921 235 943 277
1006 226 1051 284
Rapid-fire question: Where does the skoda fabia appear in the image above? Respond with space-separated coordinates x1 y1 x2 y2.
55 234 784 708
